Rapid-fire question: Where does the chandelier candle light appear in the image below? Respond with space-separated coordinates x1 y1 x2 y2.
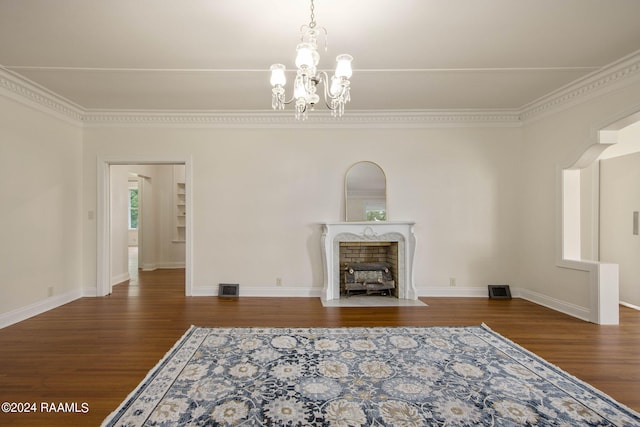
270 0 353 120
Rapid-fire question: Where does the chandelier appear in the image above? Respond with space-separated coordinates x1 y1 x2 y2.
269 0 353 120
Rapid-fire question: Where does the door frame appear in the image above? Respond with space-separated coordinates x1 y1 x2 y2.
96 156 193 296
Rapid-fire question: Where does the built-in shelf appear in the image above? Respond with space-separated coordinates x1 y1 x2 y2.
174 166 186 242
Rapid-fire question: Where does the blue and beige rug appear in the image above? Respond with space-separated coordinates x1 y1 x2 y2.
103 325 640 426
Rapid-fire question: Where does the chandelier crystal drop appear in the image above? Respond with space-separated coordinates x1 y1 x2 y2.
269 0 353 120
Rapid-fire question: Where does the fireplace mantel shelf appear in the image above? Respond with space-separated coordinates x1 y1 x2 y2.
321 221 416 226
320 221 417 301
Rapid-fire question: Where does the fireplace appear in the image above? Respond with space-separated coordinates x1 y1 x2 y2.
343 261 396 296
340 242 398 296
321 222 417 301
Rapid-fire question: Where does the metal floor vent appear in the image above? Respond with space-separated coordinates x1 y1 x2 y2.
488 285 511 299
218 283 239 298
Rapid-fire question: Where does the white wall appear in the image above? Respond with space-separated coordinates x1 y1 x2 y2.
519 81 640 316
0 95 82 322
601 121 640 160
110 165 130 285
82 126 523 296
579 161 597 261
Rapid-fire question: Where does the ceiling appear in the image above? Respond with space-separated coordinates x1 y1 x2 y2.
1 0 640 114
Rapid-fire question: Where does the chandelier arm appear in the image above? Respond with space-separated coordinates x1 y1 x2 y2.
318 71 344 111
299 24 309 41
281 95 300 106
317 71 336 110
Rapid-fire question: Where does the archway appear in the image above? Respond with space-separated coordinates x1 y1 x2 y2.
560 109 640 323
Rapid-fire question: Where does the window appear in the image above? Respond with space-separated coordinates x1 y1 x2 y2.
365 203 386 221
366 209 386 221
129 188 138 229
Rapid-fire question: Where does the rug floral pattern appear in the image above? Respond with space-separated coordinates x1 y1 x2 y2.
103 325 640 426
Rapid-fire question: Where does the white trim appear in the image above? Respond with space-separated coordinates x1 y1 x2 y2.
191 286 323 298
139 262 186 271
0 67 83 125
418 287 489 298
111 272 130 286
2 51 640 128
588 160 601 261
520 49 640 123
0 289 83 329
82 287 97 297
519 289 591 322
156 262 186 269
80 110 522 129
96 156 194 297
96 157 110 296
419 284 606 324
620 301 640 311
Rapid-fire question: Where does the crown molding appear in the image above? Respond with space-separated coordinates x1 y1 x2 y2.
519 50 640 123
0 69 519 127
3 50 640 128
0 67 83 125
80 109 522 128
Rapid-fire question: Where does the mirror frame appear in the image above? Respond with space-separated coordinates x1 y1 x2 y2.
344 161 387 222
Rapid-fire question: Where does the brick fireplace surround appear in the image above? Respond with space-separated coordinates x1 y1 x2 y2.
320 222 417 301
340 242 398 296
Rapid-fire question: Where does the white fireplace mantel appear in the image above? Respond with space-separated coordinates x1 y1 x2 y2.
320 221 417 301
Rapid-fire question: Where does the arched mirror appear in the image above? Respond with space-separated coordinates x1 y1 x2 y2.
345 161 387 221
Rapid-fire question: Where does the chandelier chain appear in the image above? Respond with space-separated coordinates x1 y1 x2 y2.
309 0 316 28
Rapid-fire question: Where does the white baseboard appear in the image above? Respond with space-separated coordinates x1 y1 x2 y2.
156 262 186 269
418 286 489 297
190 285 218 296
0 289 83 329
419 286 593 323
83 286 98 297
191 285 323 298
111 272 130 286
519 289 591 322
620 301 640 311
1 284 597 329
139 262 185 271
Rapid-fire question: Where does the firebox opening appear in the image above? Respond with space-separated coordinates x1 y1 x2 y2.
339 242 399 297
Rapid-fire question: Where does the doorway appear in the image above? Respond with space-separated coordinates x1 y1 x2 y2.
97 157 192 297
127 177 139 283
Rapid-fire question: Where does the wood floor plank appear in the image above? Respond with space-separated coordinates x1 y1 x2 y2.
0 268 638 426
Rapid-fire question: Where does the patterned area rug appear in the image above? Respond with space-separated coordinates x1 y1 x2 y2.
102 325 640 426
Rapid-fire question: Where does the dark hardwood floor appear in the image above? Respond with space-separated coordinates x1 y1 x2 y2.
1 267 639 426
